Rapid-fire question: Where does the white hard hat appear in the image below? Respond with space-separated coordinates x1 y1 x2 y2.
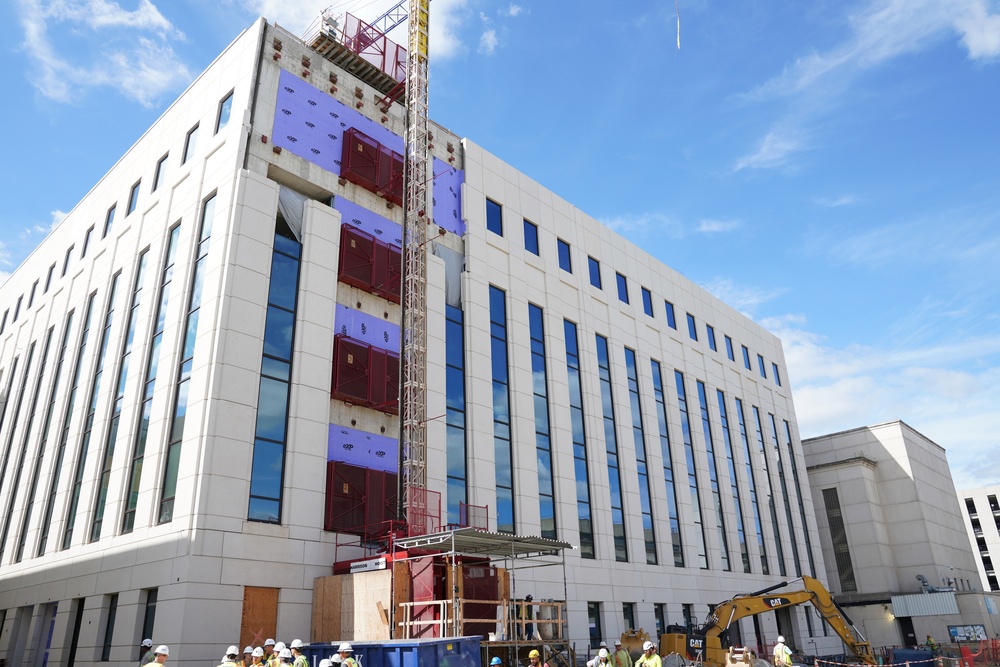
320 661 334 667
614 640 622 646
155 645 170 656
291 639 304 649
777 636 785 644
265 638 276 646
228 645 240 656
275 642 287 652
332 655 343 663
599 649 609 658
253 647 265 657
244 646 254 654
643 641 654 651
600 642 608 648
142 639 153 648
338 642 353 653
280 648 293 659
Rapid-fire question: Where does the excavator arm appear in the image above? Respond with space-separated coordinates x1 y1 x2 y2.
702 576 876 665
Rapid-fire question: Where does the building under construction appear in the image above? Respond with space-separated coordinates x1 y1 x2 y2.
0 13 829 666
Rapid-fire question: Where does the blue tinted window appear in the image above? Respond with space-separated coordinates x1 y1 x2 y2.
127 181 141 215
523 219 539 254
557 239 572 273
183 124 199 164
758 354 767 378
725 335 735 361
616 273 629 303
641 288 653 316
486 198 502 235
706 325 717 351
772 363 782 386
686 313 698 341
742 345 751 370
216 92 234 133
588 257 602 288
103 204 116 238
664 301 677 329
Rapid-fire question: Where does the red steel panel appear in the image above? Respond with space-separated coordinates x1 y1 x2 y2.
385 244 402 302
371 241 402 303
377 145 405 207
341 127 380 193
332 334 372 404
339 224 376 291
325 461 367 533
384 349 400 415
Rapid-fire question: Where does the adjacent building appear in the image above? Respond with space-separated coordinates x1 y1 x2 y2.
959 484 1000 593
0 17 830 666
803 421 999 648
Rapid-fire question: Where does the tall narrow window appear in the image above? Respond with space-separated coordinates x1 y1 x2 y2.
717 390 750 573
248 221 301 523
758 354 767 379
625 348 656 564
754 406 786 576
772 363 782 387
641 288 654 317
28 281 38 308
588 257 602 289
0 357 21 457
45 263 56 293
784 420 816 577
557 239 572 273
725 336 735 361
822 487 857 592
445 305 467 525
0 329 54 560
623 603 636 632
651 360 683 566
770 413 801 575
12 296 23 322
63 273 121 549
101 593 118 661
0 310 6 335
160 194 216 523
123 227 181 534
216 91 234 133
0 344 36 549
616 273 629 303
697 380 730 571
597 335 627 562
486 198 502 236
523 219 539 255
38 295 96 557
742 345 751 370
654 604 666 635
735 398 767 574
183 124 199 164
489 286 514 533
82 226 94 259
528 305 556 539
664 301 677 329
15 311 74 562
62 245 75 276
127 181 141 215
676 371 708 568
565 320 594 558
103 204 116 238
91 252 149 541
153 154 168 191
588 602 603 649
141 589 158 653
706 325 717 352
686 313 698 341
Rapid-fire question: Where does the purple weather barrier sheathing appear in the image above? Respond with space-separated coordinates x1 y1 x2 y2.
327 423 398 473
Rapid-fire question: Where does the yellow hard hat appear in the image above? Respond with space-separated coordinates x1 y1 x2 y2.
529 650 540 659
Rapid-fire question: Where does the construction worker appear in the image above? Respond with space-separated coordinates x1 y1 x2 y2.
290 639 309 667
279 648 295 665
772 636 792 667
263 639 277 665
152 645 170 664
219 646 241 667
271 643 288 667
138 638 155 665
251 647 267 666
240 646 254 667
925 635 939 652
587 647 613 667
338 642 358 667
635 641 661 667
528 649 549 667
613 640 632 667
490 658 504 667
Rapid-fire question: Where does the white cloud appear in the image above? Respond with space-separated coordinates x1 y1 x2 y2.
505 4 523 18
763 315 1000 488
15 0 191 106
703 278 785 316
600 211 684 239
478 29 498 54
697 218 741 233
813 194 857 208
734 127 806 171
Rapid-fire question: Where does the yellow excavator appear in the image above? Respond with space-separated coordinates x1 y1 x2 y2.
658 576 877 667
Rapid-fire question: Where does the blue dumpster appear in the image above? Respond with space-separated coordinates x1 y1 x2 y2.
304 636 482 667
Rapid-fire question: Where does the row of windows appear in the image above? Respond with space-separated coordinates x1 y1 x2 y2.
964 495 1000 591
485 197 785 389
0 91 234 341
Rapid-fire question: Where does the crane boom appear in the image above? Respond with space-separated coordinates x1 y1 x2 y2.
399 0 430 525
370 0 408 37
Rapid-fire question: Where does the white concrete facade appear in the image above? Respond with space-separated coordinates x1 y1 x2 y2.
803 421 996 648
1 19 832 666
959 484 1000 593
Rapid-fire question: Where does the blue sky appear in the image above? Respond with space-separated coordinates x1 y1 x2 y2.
3 0 999 489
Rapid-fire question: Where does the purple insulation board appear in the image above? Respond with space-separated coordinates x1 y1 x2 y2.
272 70 404 174
328 424 398 473
334 196 403 247
433 157 465 236
335 304 400 351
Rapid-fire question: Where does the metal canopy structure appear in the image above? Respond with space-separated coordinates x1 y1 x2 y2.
394 527 574 560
